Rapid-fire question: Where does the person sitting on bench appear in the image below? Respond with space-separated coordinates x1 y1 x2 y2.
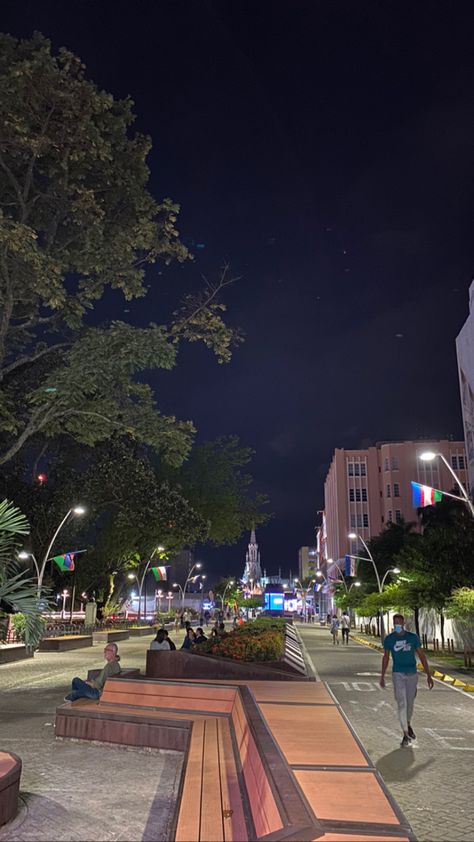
64 643 121 702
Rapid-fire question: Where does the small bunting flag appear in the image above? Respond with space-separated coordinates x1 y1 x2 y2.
411 481 443 508
52 553 76 572
151 565 167 581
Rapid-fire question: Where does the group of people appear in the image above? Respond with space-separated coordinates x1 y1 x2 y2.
150 619 227 652
329 611 351 644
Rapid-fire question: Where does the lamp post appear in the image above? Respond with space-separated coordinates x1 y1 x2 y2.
18 551 40 582
166 591 173 613
220 579 235 612
175 562 203 612
61 589 69 620
294 578 316 621
129 545 165 622
37 505 86 597
381 567 400 589
419 451 474 517
156 589 163 615
347 533 387 640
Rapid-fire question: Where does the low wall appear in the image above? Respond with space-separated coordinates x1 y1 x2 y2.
146 649 309 681
128 627 155 637
0 644 33 665
92 630 130 645
39 635 93 652
355 608 473 649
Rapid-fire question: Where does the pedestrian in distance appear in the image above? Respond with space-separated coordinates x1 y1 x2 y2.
341 611 350 645
330 615 340 645
149 628 170 651
174 614 180 634
181 627 196 650
380 613 433 747
64 643 121 702
204 610 210 626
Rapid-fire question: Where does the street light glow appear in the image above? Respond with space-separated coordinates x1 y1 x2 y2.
73 506 86 515
196 562 202 569
157 545 165 552
419 451 436 462
315 570 323 577
127 573 135 580
392 567 400 574
354 581 361 587
18 551 29 560
348 533 357 540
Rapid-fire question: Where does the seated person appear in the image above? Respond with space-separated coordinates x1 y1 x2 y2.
218 622 226 636
194 627 207 644
163 629 176 650
149 628 171 651
181 628 196 650
64 643 121 702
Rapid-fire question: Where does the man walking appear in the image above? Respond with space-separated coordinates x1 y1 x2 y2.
380 613 433 747
341 611 350 645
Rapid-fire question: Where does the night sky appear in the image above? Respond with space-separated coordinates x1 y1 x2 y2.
3 1 474 581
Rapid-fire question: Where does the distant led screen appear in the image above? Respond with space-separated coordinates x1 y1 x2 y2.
265 593 284 611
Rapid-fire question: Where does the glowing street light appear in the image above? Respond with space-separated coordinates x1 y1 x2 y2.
36 505 86 597
419 451 474 516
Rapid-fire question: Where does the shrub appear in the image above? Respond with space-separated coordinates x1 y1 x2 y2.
193 617 285 662
11 612 46 642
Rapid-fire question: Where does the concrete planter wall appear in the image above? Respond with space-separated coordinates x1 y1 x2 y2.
0 644 33 665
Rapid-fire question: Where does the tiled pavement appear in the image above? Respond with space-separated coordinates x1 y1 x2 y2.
0 633 183 842
299 625 474 842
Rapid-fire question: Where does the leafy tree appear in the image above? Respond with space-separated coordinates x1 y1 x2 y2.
0 499 45 646
0 34 241 465
165 436 270 546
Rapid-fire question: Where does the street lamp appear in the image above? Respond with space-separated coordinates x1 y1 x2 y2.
156 589 163 614
347 532 387 639
18 550 40 582
176 562 204 612
381 567 400 589
166 591 173 612
130 545 166 622
36 505 86 597
419 451 474 516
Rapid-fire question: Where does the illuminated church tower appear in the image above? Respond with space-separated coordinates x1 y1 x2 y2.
242 528 262 590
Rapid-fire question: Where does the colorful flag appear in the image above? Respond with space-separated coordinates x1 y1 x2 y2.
411 481 443 508
52 553 75 572
151 565 167 581
345 554 356 577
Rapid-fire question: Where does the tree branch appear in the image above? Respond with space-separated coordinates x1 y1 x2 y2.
0 342 70 382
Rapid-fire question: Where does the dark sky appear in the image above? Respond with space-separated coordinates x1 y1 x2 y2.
3 1 474 581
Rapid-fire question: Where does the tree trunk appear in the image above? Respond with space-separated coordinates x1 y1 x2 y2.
440 610 445 649
414 605 420 638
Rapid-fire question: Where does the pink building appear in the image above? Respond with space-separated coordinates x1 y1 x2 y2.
324 439 468 566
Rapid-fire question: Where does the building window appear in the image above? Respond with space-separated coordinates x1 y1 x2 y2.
387 510 392 523
459 455 465 470
386 484 391 498
348 463 354 476
363 513 369 528
357 513 363 528
391 457 399 470
349 488 355 502
360 463 366 476
384 458 389 471
362 488 368 502
451 455 458 470
350 513 356 528
395 510 402 524
354 463 360 476
394 483 400 497
355 488 361 502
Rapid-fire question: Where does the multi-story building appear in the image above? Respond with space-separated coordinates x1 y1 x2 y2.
324 439 468 567
298 546 317 581
456 280 474 494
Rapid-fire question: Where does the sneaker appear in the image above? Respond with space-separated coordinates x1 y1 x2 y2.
400 735 411 748
407 726 416 740
64 694 73 702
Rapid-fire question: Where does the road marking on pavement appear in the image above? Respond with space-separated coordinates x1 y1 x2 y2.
423 727 474 751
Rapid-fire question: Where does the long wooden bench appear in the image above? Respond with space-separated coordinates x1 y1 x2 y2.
39 634 92 652
0 752 21 827
56 678 413 841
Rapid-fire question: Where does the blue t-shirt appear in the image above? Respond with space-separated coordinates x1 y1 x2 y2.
384 631 421 674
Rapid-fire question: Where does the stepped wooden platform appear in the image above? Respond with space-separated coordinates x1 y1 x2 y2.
56 677 413 842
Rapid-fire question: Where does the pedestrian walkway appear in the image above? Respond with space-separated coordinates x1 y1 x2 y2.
298 625 474 842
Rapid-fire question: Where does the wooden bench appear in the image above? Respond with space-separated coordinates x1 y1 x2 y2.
39 635 92 652
0 752 21 827
92 630 129 644
55 678 413 841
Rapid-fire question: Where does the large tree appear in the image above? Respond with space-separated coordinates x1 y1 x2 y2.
0 33 240 466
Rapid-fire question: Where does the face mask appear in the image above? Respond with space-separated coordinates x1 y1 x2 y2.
394 624 403 633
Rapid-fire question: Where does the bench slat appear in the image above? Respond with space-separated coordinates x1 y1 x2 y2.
175 721 205 842
104 679 237 701
217 718 248 842
200 718 224 842
99 689 234 714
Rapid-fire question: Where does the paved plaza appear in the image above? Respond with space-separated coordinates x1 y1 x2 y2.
299 625 474 842
1 626 473 841
0 633 182 842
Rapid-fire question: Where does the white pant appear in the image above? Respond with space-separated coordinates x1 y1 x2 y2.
392 672 418 732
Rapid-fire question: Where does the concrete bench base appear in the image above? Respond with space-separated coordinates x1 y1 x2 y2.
127 627 155 637
39 635 92 652
0 752 21 827
92 630 130 645
0 644 33 665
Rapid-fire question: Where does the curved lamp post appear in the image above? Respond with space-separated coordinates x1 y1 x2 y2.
348 533 388 640
173 562 203 612
220 579 235 612
419 451 474 517
130 545 165 622
29 505 86 598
